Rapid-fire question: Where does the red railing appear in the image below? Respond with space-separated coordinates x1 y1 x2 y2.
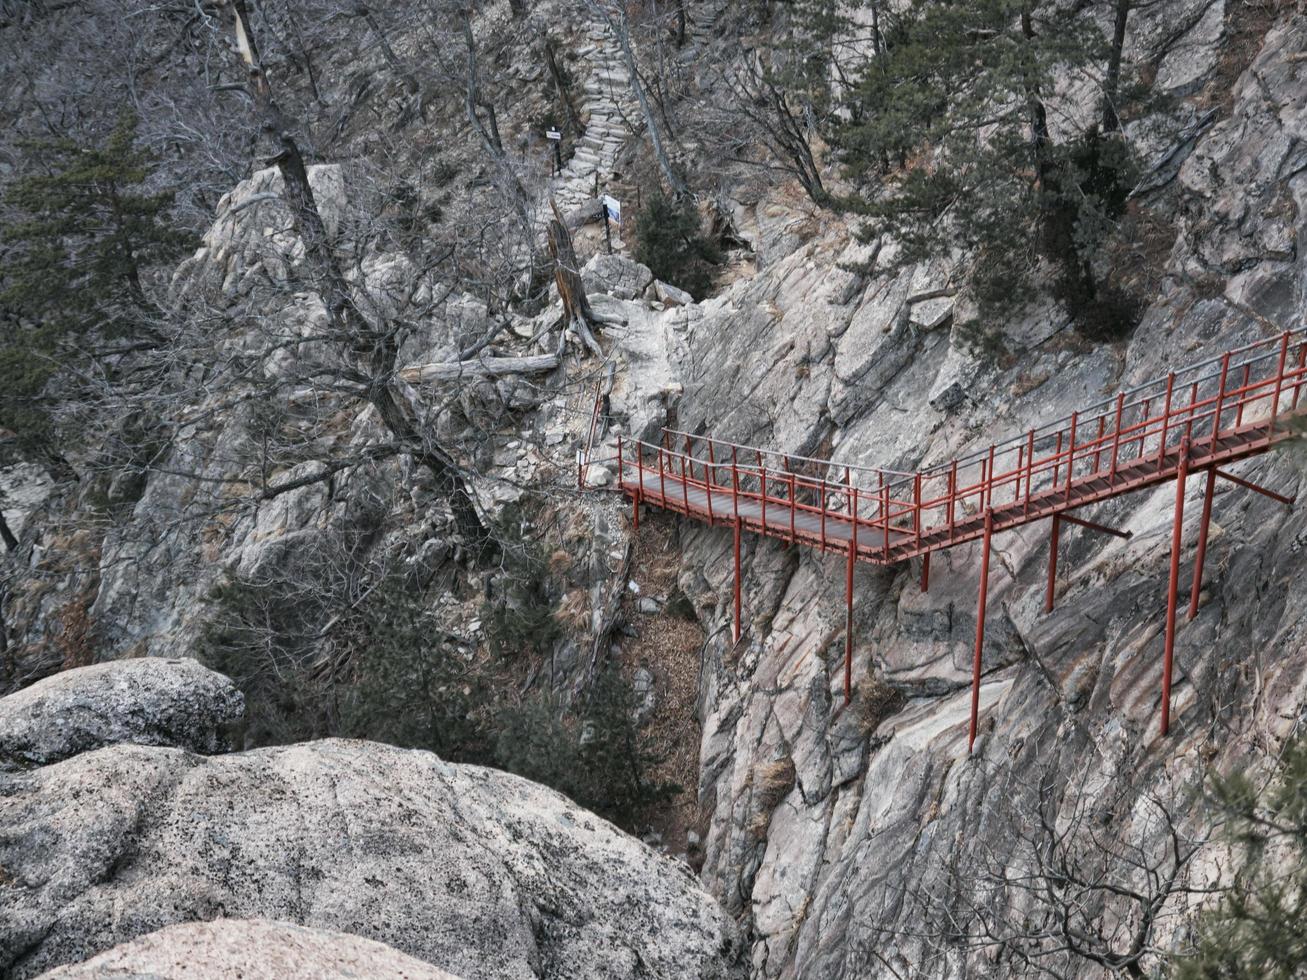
586 329 1307 565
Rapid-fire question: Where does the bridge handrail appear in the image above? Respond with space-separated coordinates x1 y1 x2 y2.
607 330 1307 551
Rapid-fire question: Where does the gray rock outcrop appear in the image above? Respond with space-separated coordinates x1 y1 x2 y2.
0 659 243 770
1 738 744 980
36 919 461 980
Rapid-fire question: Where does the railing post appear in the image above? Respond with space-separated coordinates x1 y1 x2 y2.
1236 364 1251 427
881 481 890 560
789 471 797 544
1209 353 1230 453
1293 342 1307 410
758 450 767 531
820 479 827 551
1109 392 1126 480
1014 445 1024 504
1136 398 1151 460
914 472 922 551
1065 412 1078 502
705 441 715 525
731 447 740 522
947 462 958 543
1185 380 1199 443
1267 330 1291 438
658 436 667 504
1023 429 1035 516
1158 372 1175 470
1052 431 1063 488
637 441 646 501
984 444 996 513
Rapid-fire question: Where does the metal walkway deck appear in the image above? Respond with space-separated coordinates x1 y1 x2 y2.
580 330 1305 750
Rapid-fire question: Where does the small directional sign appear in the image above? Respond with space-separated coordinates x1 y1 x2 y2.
602 194 621 224
545 129 562 140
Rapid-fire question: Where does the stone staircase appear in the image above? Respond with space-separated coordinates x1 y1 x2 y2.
545 11 641 219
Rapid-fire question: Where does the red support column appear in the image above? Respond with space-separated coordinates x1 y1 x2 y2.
844 487 858 705
733 517 742 644
970 509 994 754
920 552 931 593
1187 467 1216 622
1161 440 1190 737
632 489 641 531
1044 514 1061 614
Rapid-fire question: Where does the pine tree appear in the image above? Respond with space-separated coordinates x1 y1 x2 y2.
0 112 191 466
833 0 1141 338
634 192 720 300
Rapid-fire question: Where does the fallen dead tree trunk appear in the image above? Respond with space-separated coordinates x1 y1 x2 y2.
400 352 561 384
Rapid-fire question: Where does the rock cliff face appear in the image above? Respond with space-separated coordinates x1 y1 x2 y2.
0 662 744 980
3 2 1306 978
605 11 1307 978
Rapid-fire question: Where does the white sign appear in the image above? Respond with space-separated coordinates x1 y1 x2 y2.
602 194 621 224
545 129 562 140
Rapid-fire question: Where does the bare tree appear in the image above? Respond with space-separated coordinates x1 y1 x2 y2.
863 757 1219 978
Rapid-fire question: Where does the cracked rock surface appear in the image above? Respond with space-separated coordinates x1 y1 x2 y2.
0 738 745 980
0 659 243 771
35 919 461 979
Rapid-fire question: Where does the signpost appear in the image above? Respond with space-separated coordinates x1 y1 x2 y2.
545 129 562 174
601 194 620 255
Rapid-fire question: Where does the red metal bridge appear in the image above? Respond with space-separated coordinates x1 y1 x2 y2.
580 331 1305 751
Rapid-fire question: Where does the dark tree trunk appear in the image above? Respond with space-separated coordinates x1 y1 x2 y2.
547 201 604 357
0 510 17 551
1102 0 1131 133
228 0 488 546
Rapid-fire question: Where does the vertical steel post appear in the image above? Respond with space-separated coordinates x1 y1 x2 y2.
658 438 666 504
1161 440 1190 737
1158 372 1176 469
881 482 890 560
731 447 740 522
1210 353 1231 451
820 480 827 551
1236 364 1251 427
1293 342 1307 410
914 472 923 551
1052 431 1063 487
789 472 797 544
984 444 996 512
637 442 645 503
970 509 994 754
759 450 767 531
1187 467 1217 621
1109 392 1126 480
948 461 958 542
845 487 858 705
1023 429 1035 517
733 517 742 644
921 552 931 593
1044 514 1061 614
1093 416 1106 473
1267 331 1291 438
1065 412 1078 502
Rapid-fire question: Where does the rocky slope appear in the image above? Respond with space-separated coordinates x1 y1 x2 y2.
0 660 744 979
36 920 460 980
2 1 1306 978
